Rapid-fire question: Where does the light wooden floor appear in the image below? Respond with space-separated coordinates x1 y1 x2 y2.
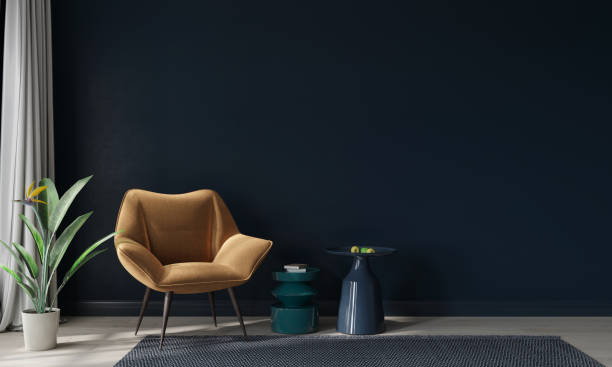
0 316 610 366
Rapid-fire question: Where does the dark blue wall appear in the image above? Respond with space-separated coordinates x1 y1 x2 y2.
52 0 612 314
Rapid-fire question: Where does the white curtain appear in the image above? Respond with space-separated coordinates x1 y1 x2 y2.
0 0 54 331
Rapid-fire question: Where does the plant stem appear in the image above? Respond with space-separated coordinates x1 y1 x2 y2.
32 208 48 313
38 228 52 313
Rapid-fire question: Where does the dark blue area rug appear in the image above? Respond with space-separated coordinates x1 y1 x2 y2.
115 335 603 367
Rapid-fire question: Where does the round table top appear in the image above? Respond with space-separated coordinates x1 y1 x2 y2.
325 246 397 257
273 267 320 282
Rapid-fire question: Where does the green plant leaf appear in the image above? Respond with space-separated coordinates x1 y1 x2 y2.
48 212 92 273
48 231 118 300
38 178 59 233
48 175 92 235
11 242 38 278
70 231 118 275
15 268 40 297
0 240 25 272
19 214 44 260
0 265 36 300
0 240 20 261
1 264 22 282
58 248 107 293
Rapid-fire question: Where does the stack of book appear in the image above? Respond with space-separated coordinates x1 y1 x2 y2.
284 264 307 273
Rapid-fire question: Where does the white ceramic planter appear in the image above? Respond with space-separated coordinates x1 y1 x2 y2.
21 308 60 351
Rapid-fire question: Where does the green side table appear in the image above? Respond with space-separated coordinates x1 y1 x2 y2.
271 268 319 334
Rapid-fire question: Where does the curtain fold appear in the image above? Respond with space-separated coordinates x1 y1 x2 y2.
0 0 54 331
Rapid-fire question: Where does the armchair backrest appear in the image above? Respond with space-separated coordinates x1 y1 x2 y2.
115 189 239 264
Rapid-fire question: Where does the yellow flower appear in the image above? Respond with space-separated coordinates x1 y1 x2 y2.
24 181 47 204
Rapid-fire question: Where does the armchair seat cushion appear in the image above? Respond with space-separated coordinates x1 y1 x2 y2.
158 262 245 294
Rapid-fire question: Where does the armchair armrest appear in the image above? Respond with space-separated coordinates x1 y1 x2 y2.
115 238 164 289
213 234 273 280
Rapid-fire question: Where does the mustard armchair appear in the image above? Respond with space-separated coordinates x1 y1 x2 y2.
114 189 272 348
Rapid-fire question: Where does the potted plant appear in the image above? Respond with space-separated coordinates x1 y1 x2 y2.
1 175 118 351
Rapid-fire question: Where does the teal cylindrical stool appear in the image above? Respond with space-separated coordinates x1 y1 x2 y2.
271 268 319 334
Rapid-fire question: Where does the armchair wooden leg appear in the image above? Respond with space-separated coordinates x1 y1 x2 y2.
227 287 247 340
135 287 152 335
159 291 173 350
208 292 217 327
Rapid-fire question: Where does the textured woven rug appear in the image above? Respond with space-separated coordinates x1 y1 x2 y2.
115 335 603 367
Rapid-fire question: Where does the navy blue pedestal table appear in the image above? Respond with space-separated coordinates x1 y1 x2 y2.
326 247 397 335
